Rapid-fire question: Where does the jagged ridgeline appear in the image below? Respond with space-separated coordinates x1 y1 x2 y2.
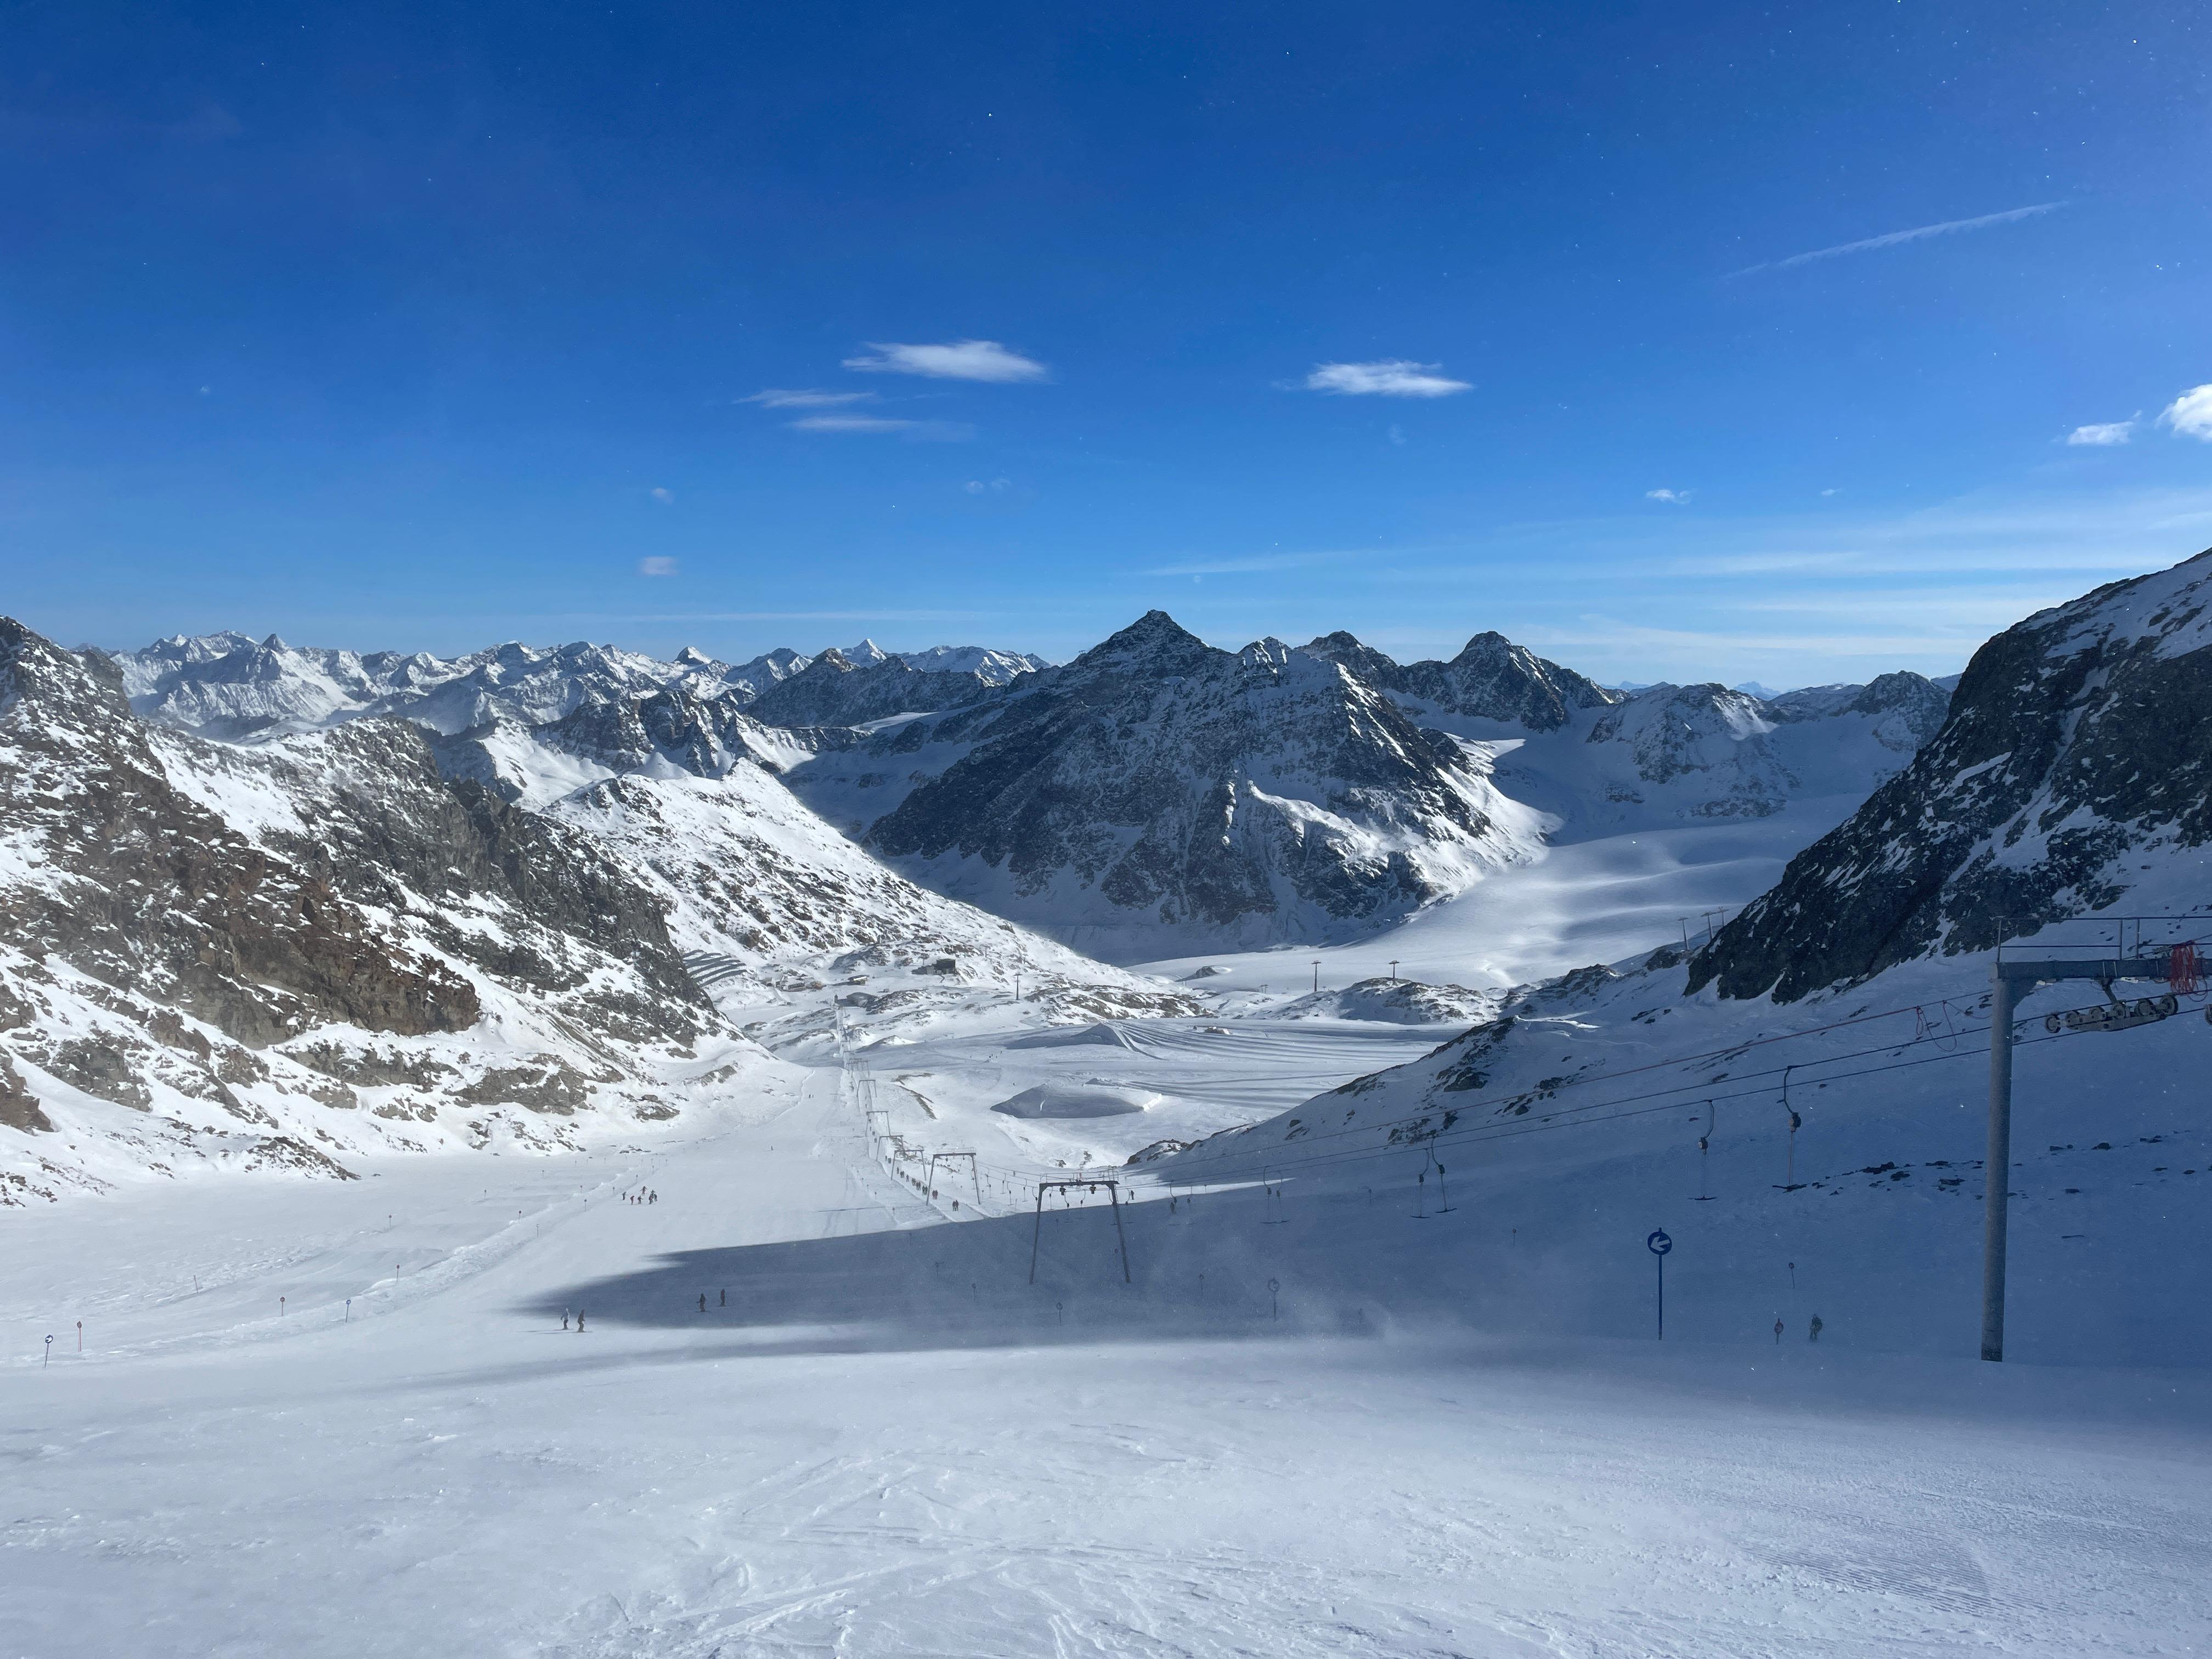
0 616 1188 1202
776 612 1955 957
1692 550 2212 1002
0 617 739 1198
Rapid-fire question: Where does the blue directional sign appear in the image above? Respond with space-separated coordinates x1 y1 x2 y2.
1647 1228 1673 1256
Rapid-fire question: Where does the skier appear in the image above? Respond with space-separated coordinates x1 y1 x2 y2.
562 1311 570 1331
719 1289 726 1307
1773 1316 1784 1344
698 1293 706 1313
577 1310 586 1333
1809 1314 1824 1344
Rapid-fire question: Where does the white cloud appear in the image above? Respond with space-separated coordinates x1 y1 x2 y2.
1302 360 1471 398
2066 419 2136 447
789 415 974 441
963 477 1012 495
842 340 1048 382
2160 385 2212 441
1387 424 1407 445
1646 488 1692 504
741 388 878 408
637 556 679 577
1731 201 2065 277
648 486 674 504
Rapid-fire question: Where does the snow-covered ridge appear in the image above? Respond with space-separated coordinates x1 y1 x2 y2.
1695 546 2212 1001
108 631 1046 741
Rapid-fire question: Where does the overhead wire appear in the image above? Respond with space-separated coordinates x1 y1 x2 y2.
1152 985 2207 1190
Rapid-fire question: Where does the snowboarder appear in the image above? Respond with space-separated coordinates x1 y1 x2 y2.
577 1310 586 1332
1809 1314 1824 1344
562 1311 570 1330
1773 1317 1784 1344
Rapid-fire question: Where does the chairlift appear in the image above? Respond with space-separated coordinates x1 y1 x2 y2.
1779 1065 1803 1188
1694 1099 1716 1200
2047 991 2177 1034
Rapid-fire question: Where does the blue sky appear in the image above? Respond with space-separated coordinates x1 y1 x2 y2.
5 1 2209 686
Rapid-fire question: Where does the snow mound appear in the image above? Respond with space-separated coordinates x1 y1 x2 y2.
991 1082 1156 1118
1273 977 1502 1026
1003 1022 1136 1050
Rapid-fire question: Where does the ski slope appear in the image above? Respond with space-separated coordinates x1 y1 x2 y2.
4 1034 2209 1657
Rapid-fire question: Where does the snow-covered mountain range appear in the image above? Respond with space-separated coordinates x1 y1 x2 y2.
15 552 2205 1206
108 630 1045 742
774 618 1953 952
0 622 1163 1204
785 612 1550 958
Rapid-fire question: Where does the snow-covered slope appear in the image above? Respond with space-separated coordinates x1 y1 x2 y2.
0 618 780 1207
783 611 1549 960
1152 551 2212 1367
1479 672 1951 835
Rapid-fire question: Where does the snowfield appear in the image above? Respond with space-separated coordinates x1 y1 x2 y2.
5 1059 2209 1658
11 559 2212 1656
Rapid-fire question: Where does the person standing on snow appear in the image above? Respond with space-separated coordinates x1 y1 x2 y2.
1809 1314 1824 1344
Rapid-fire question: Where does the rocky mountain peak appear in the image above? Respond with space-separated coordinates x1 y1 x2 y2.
1072 610 1217 675
1689 548 2212 1002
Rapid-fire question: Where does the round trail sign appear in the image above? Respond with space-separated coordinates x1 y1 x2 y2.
1647 1229 1673 1255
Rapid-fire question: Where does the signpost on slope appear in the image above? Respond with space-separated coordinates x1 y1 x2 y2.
1646 1229 1672 1339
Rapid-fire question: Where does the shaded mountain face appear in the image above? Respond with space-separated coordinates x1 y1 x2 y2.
0 616 754 1201
743 651 1007 729
1690 550 2212 1003
782 611 1545 957
1300 630 1618 731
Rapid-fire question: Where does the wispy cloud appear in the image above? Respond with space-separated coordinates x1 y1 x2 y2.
648 486 675 504
2066 418 2136 447
2161 384 2212 441
637 556 678 577
789 415 975 441
1302 360 1471 398
1731 202 2066 278
843 340 1048 382
1142 549 1357 577
1645 488 1692 504
741 388 879 408
964 477 1012 495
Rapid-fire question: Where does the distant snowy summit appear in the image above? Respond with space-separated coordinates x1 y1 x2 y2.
105 631 1047 742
